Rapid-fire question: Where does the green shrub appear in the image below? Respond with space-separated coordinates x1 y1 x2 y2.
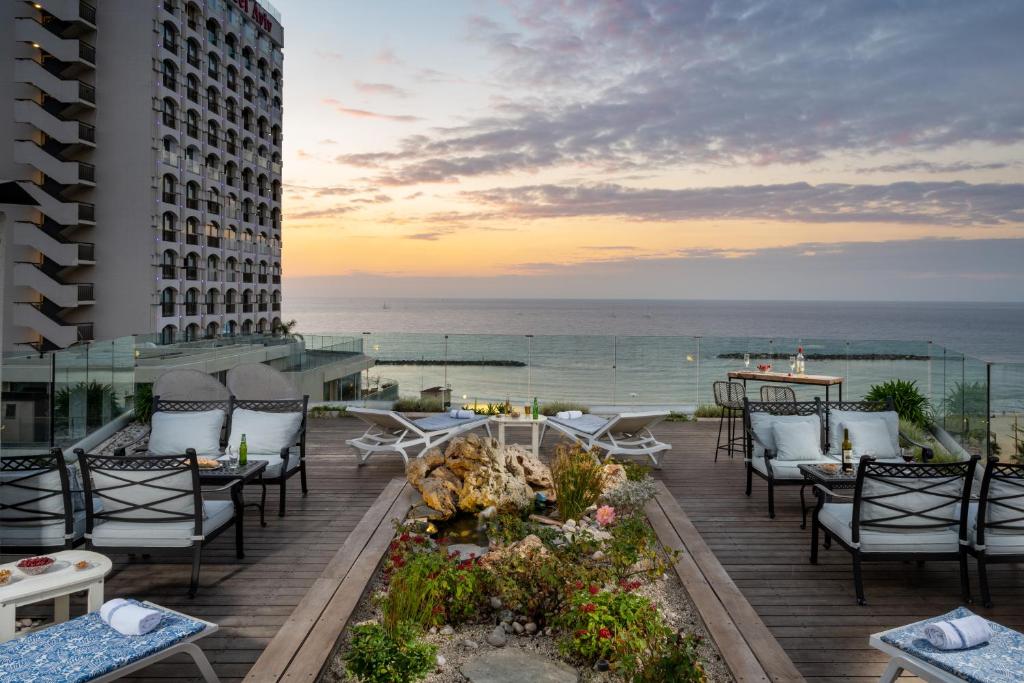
606 513 673 581
393 397 444 413
942 381 988 419
309 404 349 418
344 621 436 683
602 478 658 514
865 379 931 427
665 411 691 422
692 404 724 418
54 381 122 430
133 384 153 424
551 442 605 522
635 633 707 683
556 587 672 677
540 401 590 416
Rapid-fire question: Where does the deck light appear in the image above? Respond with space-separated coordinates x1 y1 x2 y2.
33 3 43 8
32 43 40 48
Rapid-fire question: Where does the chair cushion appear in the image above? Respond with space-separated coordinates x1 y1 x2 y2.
0 604 207 683
749 413 819 460
772 420 823 461
842 418 899 458
148 409 225 456
0 510 86 548
967 503 1024 555
227 408 302 455
0 467 65 520
413 414 489 432
89 500 234 548
827 409 898 455
860 473 964 531
818 502 961 553
751 455 838 480
89 466 195 521
239 448 301 479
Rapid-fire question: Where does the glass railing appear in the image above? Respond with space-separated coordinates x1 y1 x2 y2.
989 361 1024 463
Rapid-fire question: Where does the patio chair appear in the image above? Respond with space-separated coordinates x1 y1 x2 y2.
0 448 81 553
760 385 796 404
810 456 978 605
819 399 933 459
544 411 672 467
227 397 309 518
968 457 1024 607
226 362 302 400
744 398 831 518
152 368 231 401
346 407 490 466
0 601 221 682
78 449 241 597
713 381 745 461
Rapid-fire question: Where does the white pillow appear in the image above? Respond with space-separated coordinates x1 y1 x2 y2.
771 420 823 461
228 408 302 455
148 410 225 456
842 419 898 458
749 413 819 458
827 410 898 455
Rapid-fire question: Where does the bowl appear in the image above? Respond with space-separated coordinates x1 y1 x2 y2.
16 556 55 576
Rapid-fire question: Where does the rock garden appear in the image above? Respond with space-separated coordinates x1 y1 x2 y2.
326 434 731 683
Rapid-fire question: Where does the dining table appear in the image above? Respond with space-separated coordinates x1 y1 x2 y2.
727 369 844 402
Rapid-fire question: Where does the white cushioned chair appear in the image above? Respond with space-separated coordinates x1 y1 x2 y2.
0 448 82 553
810 456 978 605
968 457 1024 607
78 449 241 597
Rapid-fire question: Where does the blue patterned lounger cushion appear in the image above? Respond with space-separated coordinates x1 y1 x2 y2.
413 414 484 432
549 414 609 435
879 607 1024 683
0 603 207 683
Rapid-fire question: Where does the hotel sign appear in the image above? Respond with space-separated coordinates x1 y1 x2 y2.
229 0 274 34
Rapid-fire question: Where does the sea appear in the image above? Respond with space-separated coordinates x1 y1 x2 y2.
287 297 1024 411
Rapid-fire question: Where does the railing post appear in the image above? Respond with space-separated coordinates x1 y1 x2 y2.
612 336 617 406
526 334 533 401
443 334 449 410
49 351 56 447
986 362 992 459
695 336 701 408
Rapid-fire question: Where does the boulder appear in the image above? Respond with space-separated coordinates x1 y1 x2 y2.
600 463 627 494
508 445 553 489
419 477 460 519
406 458 433 488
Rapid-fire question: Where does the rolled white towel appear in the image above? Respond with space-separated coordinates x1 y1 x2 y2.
923 615 993 650
569 410 584 419
99 598 163 636
556 411 570 419
453 409 475 419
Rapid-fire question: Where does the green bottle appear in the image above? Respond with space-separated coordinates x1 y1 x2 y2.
239 433 248 467
532 397 539 420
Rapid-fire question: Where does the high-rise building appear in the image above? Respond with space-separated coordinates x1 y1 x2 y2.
0 0 284 352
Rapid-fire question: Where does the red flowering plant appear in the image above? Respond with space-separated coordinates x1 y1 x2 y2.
555 586 672 678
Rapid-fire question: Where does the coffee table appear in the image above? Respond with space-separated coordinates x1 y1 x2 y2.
490 415 547 458
798 462 857 529
200 459 269 550
0 549 112 642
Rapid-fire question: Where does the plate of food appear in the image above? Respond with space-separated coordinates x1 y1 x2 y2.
818 463 840 474
196 457 222 470
17 556 56 576
0 569 12 585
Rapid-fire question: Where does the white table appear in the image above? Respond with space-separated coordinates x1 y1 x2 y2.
490 415 547 457
0 550 112 642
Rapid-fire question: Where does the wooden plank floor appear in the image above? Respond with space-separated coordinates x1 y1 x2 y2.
7 418 1021 681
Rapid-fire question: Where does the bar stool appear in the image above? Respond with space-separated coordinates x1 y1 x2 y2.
713 381 745 461
761 385 797 404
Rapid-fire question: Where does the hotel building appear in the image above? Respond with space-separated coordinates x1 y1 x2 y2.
0 0 284 353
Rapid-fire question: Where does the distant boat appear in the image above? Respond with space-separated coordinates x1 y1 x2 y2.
382 302 390 310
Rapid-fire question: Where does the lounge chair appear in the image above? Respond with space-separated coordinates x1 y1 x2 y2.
346 407 490 466
0 601 220 682
544 411 671 467
870 607 1023 683
968 457 1024 607
810 456 978 605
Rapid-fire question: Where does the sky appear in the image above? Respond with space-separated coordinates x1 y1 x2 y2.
276 0 1024 300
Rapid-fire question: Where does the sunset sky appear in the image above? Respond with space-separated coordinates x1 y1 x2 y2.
277 0 1024 300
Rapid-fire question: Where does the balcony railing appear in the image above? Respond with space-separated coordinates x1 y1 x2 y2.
186 232 199 244
207 235 220 248
79 1 96 25
78 203 94 222
242 303 253 313
242 273 253 283
186 197 199 210
78 82 95 104
78 162 95 183
258 303 268 312
79 41 96 64
272 275 281 284
185 302 198 316
258 274 268 284
185 267 198 280
271 302 280 311
161 302 175 317
77 243 95 262
79 121 95 143
77 283 94 301
225 303 236 313
161 264 176 278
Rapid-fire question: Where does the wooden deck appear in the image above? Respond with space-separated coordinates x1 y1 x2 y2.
8 418 1022 681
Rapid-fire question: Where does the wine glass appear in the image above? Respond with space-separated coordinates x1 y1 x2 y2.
224 445 238 472
788 355 797 374
743 353 750 368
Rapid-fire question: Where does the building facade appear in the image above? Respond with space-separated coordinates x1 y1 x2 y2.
0 0 284 353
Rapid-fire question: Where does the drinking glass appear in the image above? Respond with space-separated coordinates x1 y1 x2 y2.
788 355 797 373
743 353 750 368
224 446 238 472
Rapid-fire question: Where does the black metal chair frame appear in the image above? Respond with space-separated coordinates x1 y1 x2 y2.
0 448 79 553
714 381 746 462
969 457 1024 607
810 456 978 605
743 398 822 519
77 449 241 597
233 397 309 518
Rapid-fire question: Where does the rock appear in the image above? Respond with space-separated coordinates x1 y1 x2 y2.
486 625 508 648
406 457 433 487
431 464 462 486
461 650 579 683
441 625 455 636
19 619 32 627
525 622 538 634
502 622 513 633
448 543 488 560
591 550 606 561
489 596 503 609
507 444 553 489
429 626 438 634
457 441 535 514
600 463 627 494
419 477 460 519
462 639 480 650
409 504 447 521
436 654 447 668
499 609 514 623
423 448 446 469
563 519 577 530
479 505 498 519
512 622 524 634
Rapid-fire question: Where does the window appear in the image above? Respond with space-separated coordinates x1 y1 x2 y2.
186 218 199 246
206 19 219 45
186 74 199 103
186 38 200 68
242 108 253 131
185 288 199 315
225 129 237 155
257 174 268 196
207 188 221 214
161 174 176 203
207 120 219 147
186 109 199 138
225 33 237 59
161 288 176 317
186 183 200 210
4 404 16 419
207 87 219 114
242 47 253 70
185 145 200 173
162 60 177 90
225 161 237 186
162 212 177 240
242 199 253 223
225 97 237 123
163 22 178 53
206 321 219 338
208 52 220 80
243 77 253 102
226 66 237 91
161 97 177 127
161 325 177 344
184 253 199 280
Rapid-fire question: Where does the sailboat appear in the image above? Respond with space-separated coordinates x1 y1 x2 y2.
382 302 390 311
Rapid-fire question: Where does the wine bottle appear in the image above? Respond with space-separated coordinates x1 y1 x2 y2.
796 346 806 375
842 428 852 472
239 433 248 467
532 397 539 420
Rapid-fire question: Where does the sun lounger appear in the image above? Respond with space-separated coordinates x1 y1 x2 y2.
346 408 490 465
544 411 671 467
870 607 1023 683
0 601 219 682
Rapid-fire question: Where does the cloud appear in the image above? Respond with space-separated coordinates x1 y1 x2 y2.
351 194 393 204
376 48 403 65
855 161 1014 174
341 0 1024 184
353 81 410 98
320 138 339 145
322 98 422 123
287 206 356 220
405 231 446 240
583 245 638 251
314 49 344 62
464 181 1024 226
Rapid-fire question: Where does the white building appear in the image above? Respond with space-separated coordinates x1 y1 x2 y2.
0 0 284 353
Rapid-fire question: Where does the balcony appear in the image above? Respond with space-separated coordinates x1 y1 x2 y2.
225 303 236 313
14 140 94 186
161 265 176 278
242 303 254 313
13 262 91 308
162 229 178 242
206 303 217 315
162 191 178 204
258 274 268 284
258 303 268 312
15 59 94 107
19 181 92 226
207 235 221 248
186 233 199 245
161 302 175 317
13 100 94 146
15 18 93 66
185 267 198 280
186 197 200 210
272 302 281 311
272 275 281 284
185 302 198 316
242 273 253 283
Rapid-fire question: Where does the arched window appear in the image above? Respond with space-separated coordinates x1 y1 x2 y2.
225 288 237 312
205 321 219 339
243 77 254 102
242 198 253 222
207 188 220 214
257 318 268 334
185 181 200 209
242 46 253 70
184 323 200 341
256 202 267 226
186 109 199 137
226 65 237 92
258 259 268 283
257 58 268 81
271 124 281 148
243 258 253 283
186 73 199 102
257 174 268 196
161 97 177 127
206 255 219 281
226 319 237 336
226 257 238 282
242 168 253 192
225 129 237 154
184 288 200 316
225 33 237 59
242 108 253 131
207 119 219 147
186 38 200 68
160 287 176 317
185 216 199 244
161 249 177 278
271 69 281 91
161 324 177 344
162 59 176 89
161 136 178 166
241 319 253 335
225 96 237 123
206 18 219 45
208 51 220 80
225 161 237 186
227 224 238 243
271 207 280 230
161 212 177 241
161 174 176 203
162 22 178 53
184 252 199 280
206 86 219 113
